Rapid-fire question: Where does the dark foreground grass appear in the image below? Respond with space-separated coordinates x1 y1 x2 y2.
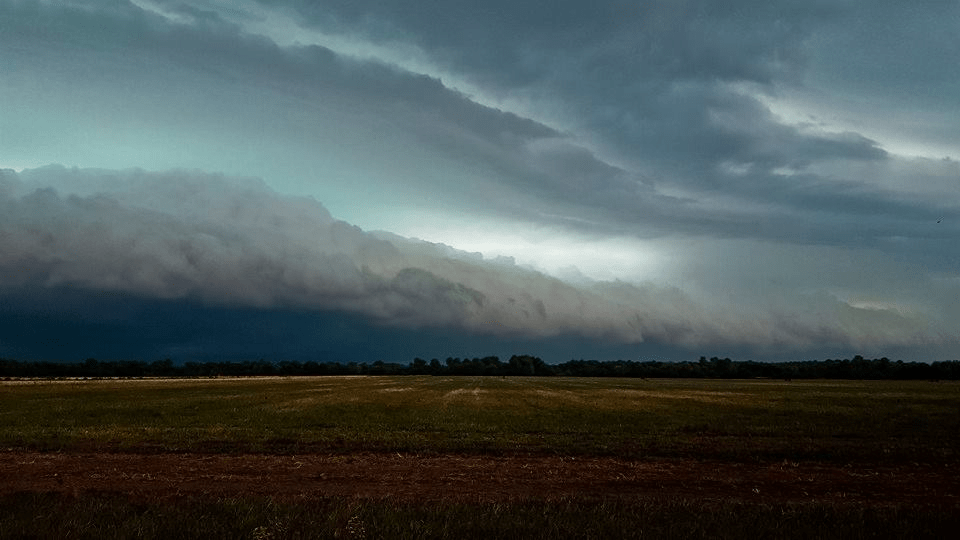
2 492 957 540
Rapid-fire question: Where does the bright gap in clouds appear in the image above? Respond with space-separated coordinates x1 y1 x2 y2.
752 86 960 162
392 216 667 284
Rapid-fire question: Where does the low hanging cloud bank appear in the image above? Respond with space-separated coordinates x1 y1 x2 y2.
1 166 948 362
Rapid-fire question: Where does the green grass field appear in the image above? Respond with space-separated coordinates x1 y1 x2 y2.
2 376 959 539
2 376 958 462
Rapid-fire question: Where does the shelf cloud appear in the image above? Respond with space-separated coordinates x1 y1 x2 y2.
1 166 950 361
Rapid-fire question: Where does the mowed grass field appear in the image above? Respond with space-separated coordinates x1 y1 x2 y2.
2 376 958 463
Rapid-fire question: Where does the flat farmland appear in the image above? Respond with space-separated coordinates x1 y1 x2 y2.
2 376 958 461
2 376 959 538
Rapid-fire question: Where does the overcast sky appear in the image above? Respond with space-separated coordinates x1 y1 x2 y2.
1 0 958 363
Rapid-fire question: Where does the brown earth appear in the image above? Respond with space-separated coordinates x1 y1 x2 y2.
2 451 958 506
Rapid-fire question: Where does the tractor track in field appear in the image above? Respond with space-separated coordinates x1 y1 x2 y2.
2 451 958 506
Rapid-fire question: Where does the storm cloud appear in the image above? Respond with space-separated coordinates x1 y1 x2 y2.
1 166 950 361
1 1 957 361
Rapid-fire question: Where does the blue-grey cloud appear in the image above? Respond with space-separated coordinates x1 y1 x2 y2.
3 1 955 248
2 166 952 362
1 1 958 361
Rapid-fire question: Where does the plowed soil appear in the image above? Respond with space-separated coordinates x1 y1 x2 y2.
3 451 958 505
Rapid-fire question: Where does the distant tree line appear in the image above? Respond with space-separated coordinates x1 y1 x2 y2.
1 355 959 380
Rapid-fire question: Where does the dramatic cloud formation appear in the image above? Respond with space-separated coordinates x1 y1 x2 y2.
0 1 957 362
0 167 951 361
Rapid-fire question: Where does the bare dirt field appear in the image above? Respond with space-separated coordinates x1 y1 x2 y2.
3 451 958 507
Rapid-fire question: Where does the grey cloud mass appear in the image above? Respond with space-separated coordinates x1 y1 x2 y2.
0 166 949 359
0 0 958 362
